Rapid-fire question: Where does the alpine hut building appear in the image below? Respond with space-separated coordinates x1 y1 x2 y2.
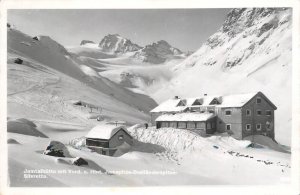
85 124 133 156
150 92 277 140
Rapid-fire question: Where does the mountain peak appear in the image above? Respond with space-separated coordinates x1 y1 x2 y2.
98 34 142 53
157 40 170 45
80 40 95 45
133 40 184 64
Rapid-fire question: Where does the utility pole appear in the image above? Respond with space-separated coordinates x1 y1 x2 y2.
251 105 255 147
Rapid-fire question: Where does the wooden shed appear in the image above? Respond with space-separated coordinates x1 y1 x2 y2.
85 124 133 156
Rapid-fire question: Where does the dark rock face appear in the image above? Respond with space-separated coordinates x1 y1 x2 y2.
80 40 95 45
43 141 71 157
133 40 184 64
32 36 39 41
221 8 281 38
204 8 291 51
72 157 88 166
14 58 23 64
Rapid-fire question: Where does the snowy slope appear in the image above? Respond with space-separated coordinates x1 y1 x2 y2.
153 8 292 145
7 28 158 126
7 120 290 186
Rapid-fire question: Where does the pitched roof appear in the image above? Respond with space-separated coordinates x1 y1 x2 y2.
150 98 186 112
215 93 257 108
150 92 277 112
85 124 130 139
155 112 215 122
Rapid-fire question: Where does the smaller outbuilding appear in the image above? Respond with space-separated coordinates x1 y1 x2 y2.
85 124 133 156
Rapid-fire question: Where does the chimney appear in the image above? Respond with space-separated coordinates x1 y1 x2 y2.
174 96 179 99
204 94 207 96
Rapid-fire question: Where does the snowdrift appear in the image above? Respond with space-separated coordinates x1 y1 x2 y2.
128 126 251 156
7 118 48 138
244 135 290 153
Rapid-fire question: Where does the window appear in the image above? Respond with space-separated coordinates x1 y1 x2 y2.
209 98 220 105
178 122 186 129
192 99 202 106
118 135 124 140
170 122 177 128
246 109 251 116
256 97 262 104
256 124 261 131
86 139 109 148
211 122 215 128
226 124 231 131
257 110 262 116
266 110 272 116
207 122 211 130
266 121 271 131
196 122 205 129
187 122 196 129
161 122 169 128
225 110 232 116
246 124 251 131
177 100 186 106
208 110 215 114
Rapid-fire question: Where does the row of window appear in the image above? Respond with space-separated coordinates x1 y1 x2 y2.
160 121 214 130
225 109 272 116
225 123 272 131
246 109 272 116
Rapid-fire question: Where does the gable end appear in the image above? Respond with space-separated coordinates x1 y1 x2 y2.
243 92 277 110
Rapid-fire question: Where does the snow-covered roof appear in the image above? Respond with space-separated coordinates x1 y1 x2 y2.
85 124 129 139
155 113 215 122
216 93 257 108
151 92 260 113
150 98 186 113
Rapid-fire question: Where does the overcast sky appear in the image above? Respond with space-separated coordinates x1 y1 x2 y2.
8 9 230 51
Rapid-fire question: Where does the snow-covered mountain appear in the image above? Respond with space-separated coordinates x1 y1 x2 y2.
7 28 157 126
133 40 185 64
98 34 142 54
154 8 292 145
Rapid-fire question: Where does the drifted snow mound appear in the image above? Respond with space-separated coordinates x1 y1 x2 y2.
7 118 48 138
44 140 72 157
244 135 290 153
128 126 251 155
113 142 132 157
69 137 87 150
80 65 100 78
7 138 20 144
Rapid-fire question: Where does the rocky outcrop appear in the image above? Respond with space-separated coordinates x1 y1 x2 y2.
174 8 292 70
80 40 95 45
98 34 142 53
43 141 72 157
133 40 184 64
72 157 88 166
